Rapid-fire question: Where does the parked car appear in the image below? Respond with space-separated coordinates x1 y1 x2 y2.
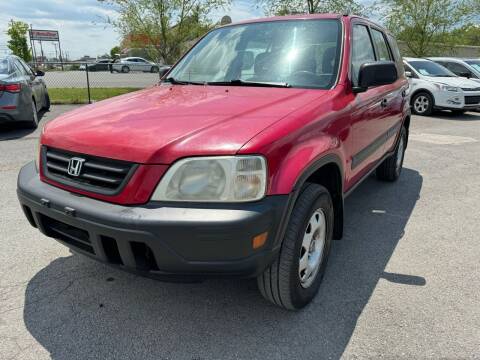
17 14 410 310
86 59 113 72
403 57 480 115
111 57 161 73
0 55 50 128
429 57 480 83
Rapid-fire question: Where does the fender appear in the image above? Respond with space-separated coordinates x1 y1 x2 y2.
273 152 345 248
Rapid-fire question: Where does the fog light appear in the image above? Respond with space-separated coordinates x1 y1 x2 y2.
252 232 268 249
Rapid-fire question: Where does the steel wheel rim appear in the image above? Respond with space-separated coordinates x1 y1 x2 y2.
396 135 405 171
299 209 326 288
414 96 429 113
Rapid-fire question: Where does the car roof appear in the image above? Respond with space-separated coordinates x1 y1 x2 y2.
403 57 432 62
428 57 466 62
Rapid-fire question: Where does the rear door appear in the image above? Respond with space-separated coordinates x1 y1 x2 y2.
17 58 44 108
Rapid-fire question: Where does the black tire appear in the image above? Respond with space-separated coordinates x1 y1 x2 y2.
376 126 407 182
411 92 433 116
122 65 130 73
25 98 39 129
257 183 333 310
151 66 159 73
43 92 50 111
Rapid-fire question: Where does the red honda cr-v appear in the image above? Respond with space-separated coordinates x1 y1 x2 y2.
18 14 410 310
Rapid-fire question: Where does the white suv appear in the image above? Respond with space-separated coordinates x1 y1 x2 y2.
429 57 480 83
403 57 480 115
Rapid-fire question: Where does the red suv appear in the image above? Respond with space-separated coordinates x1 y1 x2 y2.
17 14 410 310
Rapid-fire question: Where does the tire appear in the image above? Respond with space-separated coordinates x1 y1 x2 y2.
26 99 39 129
257 183 333 310
376 126 407 182
43 92 50 111
121 65 130 73
151 66 159 73
411 92 433 116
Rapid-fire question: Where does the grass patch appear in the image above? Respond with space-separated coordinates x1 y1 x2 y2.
49 88 141 104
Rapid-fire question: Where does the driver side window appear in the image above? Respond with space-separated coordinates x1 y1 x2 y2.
351 25 376 86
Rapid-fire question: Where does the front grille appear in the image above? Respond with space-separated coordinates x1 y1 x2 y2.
465 96 480 105
462 87 480 91
42 147 137 195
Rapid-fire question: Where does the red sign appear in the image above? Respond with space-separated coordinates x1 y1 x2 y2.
29 30 59 41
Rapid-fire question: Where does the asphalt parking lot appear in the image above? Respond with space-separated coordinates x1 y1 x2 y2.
1 106 479 359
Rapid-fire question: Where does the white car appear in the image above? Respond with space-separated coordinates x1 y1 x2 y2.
428 57 480 84
403 57 480 115
111 57 160 73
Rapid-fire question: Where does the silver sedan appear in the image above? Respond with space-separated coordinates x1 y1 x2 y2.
111 57 161 73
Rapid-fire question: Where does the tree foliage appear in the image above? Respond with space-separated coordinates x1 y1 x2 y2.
380 0 480 56
110 45 121 58
100 0 230 64
6 20 32 62
259 0 365 16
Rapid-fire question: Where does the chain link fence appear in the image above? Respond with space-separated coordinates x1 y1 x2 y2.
31 62 170 104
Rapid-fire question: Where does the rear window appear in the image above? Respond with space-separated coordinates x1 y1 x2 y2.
0 59 9 74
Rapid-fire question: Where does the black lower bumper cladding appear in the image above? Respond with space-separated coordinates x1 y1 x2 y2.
17 162 288 280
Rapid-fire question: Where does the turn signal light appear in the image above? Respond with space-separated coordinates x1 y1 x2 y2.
252 232 268 249
0 83 21 93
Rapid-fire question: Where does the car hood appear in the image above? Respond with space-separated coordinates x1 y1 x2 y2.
43 85 327 164
426 76 480 88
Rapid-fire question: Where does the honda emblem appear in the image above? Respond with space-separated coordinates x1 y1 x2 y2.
67 157 85 177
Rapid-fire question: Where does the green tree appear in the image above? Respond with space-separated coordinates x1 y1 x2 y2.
448 24 480 46
380 0 480 56
6 20 32 62
260 0 365 16
110 45 121 58
99 0 230 64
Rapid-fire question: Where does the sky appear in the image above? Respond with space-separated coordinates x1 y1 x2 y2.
0 0 264 60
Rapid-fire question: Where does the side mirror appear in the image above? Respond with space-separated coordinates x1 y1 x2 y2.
35 70 45 77
405 71 412 78
159 66 171 78
353 61 398 93
459 72 471 79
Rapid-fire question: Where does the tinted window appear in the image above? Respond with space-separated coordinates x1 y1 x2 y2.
0 58 10 74
168 19 342 89
12 60 29 76
18 59 34 76
351 25 376 86
445 62 471 76
408 61 456 77
371 29 391 61
465 60 480 72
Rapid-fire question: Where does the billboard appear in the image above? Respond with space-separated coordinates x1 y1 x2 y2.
29 30 59 42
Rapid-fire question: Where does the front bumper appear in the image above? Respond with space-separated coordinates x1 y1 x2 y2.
434 90 480 110
17 162 288 280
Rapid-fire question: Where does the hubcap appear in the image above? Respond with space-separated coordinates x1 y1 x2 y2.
299 209 326 288
413 95 429 114
32 102 38 124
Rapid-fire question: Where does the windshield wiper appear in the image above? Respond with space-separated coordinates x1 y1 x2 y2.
208 79 291 88
163 77 205 85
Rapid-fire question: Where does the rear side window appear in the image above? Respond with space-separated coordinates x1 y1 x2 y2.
0 59 9 74
351 25 376 86
370 29 391 61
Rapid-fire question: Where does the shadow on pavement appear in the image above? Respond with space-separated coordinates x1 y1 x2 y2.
23 168 423 360
0 110 48 141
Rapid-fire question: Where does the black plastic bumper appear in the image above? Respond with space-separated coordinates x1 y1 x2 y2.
17 162 288 280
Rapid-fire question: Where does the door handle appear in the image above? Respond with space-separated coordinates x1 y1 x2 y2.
380 98 388 108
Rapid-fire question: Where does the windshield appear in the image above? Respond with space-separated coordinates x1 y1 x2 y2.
167 19 342 89
0 58 9 74
409 61 456 77
465 60 480 73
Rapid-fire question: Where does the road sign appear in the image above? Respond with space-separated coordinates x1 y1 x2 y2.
29 30 59 42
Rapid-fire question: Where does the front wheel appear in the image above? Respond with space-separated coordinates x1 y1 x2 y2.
411 92 433 116
121 65 130 73
150 66 159 73
257 183 333 310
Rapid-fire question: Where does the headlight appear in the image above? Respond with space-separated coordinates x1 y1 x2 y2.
434 83 459 92
151 156 267 202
